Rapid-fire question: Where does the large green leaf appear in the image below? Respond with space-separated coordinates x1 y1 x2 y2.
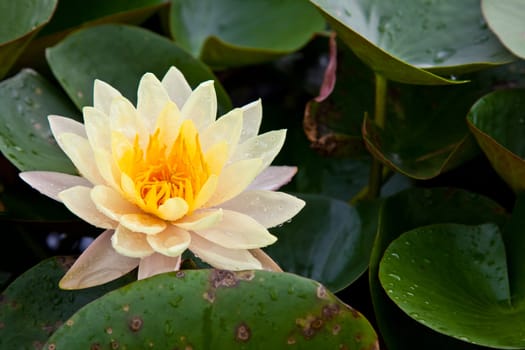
170 0 326 69
45 269 378 349
46 24 232 115
0 256 135 350
310 0 516 85
364 62 525 180
379 223 521 348
482 0 525 59
0 69 79 173
16 0 169 70
369 187 509 350
467 88 525 193
265 193 378 292
0 0 57 78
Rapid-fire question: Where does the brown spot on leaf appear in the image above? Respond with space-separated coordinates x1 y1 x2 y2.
32 340 43 350
203 291 215 303
176 271 185 278
122 304 130 312
317 285 328 299
111 340 119 349
66 319 74 327
236 271 255 281
332 324 341 335
287 337 296 345
211 270 238 288
235 322 251 342
0 321 4 329
129 316 143 332
322 304 341 320
90 343 102 350
46 344 56 350
106 327 113 334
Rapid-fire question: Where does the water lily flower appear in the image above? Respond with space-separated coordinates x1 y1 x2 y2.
20 66 305 289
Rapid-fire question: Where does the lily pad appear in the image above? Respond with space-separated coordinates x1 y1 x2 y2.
265 193 378 292
0 69 80 173
45 269 378 349
310 0 515 85
0 256 135 350
170 0 326 69
0 0 57 78
369 187 508 350
482 0 525 59
467 88 525 193
379 222 525 348
46 24 232 115
16 0 169 70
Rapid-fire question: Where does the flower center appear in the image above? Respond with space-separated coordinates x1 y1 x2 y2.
122 119 210 213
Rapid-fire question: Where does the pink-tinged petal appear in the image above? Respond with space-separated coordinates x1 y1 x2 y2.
189 233 262 270
83 106 110 151
59 186 117 229
59 229 139 289
120 213 167 235
249 248 283 272
247 166 298 191
200 108 242 157
137 72 171 132
19 171 91 201
230 129 286 169
138 253 181 280
93 79 122 115
111 225 155 258
206 158 262 207
146 225 191 257
181 80 217 132
220 190 305 228
49 115 86 140
192 209 276 249
239 99 262 143
57 132 105 185
174 209 223 231
161 66 192 109
90 185 142 221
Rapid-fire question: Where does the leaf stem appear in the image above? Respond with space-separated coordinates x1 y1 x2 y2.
367 73 388 199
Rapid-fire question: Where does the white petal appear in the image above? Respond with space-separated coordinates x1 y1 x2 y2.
156 197 189 221
192 209 276 249
112 225 155 258
57 132 105 185
109 96 146 143
206 158 262 207
90 185 142 221
181 80 217 132
230 129 286 169
83 106 110 151
247 166 298 191
137 72 171 132
49 115 86 141
19 171 91 201
200 108 243 157
146 225 191 257
93 79 122 115
220 190 305 228
239 99 262 143
138 253 181 280
120 213 167 235
59 186 117 229
59 229 139 290
189 233 261 270
249 248 283 272
162 66 192 108
174 209 223 231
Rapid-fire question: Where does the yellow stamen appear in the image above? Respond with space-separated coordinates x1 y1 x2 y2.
117 119 212 215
